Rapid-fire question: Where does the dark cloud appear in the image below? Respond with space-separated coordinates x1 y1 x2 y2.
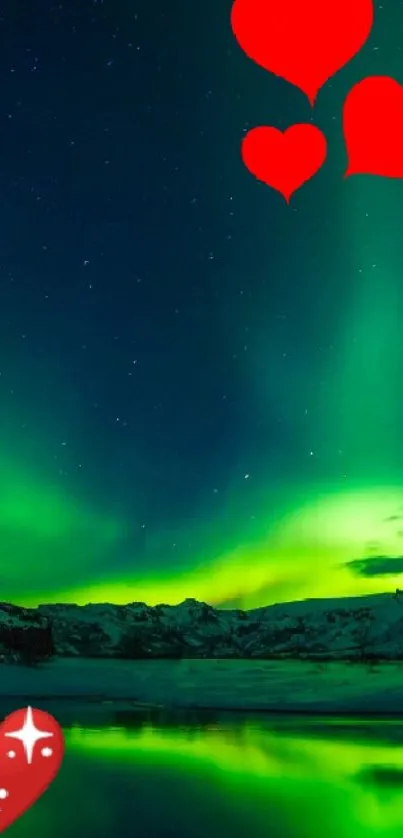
358 766 403 790
345 556 403 577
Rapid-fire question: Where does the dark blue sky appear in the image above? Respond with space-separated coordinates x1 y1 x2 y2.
2 0 403 609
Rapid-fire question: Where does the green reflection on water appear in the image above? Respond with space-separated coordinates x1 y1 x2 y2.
8 716 403 838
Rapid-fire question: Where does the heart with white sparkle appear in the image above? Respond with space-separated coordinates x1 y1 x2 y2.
0 706 64 833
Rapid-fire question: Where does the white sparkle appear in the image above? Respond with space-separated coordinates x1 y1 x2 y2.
41 747 53 757
5 707 53 765
6 751 16 759
0 790 8 799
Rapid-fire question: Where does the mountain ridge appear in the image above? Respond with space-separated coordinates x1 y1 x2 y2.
1 590 403 664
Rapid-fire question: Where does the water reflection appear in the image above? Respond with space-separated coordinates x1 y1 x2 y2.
8 712 403 838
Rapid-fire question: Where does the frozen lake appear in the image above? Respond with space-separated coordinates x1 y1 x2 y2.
1 658 403 714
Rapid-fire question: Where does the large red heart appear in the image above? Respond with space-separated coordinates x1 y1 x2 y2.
344 75 403 178
241 124 327 202
231 0 374 104
0 706 64 833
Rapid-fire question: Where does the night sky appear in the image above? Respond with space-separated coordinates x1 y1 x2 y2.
2 0 403 609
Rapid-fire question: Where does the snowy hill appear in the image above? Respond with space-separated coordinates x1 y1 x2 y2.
2 592 403 663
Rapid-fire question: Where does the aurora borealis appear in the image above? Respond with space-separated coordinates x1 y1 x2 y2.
2 0 403 610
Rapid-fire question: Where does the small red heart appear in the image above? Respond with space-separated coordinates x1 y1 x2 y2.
0 706 64 833
344 75 403 178
241 124 327 202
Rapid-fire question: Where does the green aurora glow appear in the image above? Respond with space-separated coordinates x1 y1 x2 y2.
5 8 403 612
6 198 403 611
8 208 403 611
6 446 403 609
6 204 403 611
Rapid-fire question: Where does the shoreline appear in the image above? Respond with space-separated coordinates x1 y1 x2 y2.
1 658 403 715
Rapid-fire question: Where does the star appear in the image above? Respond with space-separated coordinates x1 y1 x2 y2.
5 707 53 765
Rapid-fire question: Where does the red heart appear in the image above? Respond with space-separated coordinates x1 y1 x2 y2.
241 124 327 202
231 0 374 104
344 75 403 178
0 706 64 833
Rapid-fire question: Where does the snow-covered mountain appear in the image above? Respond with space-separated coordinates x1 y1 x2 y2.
1 592 403 664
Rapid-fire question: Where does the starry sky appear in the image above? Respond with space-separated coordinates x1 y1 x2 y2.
2 0 403 610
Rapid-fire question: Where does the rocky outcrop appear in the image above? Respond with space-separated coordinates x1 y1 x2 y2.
0 603 53 664
2 592 403 663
